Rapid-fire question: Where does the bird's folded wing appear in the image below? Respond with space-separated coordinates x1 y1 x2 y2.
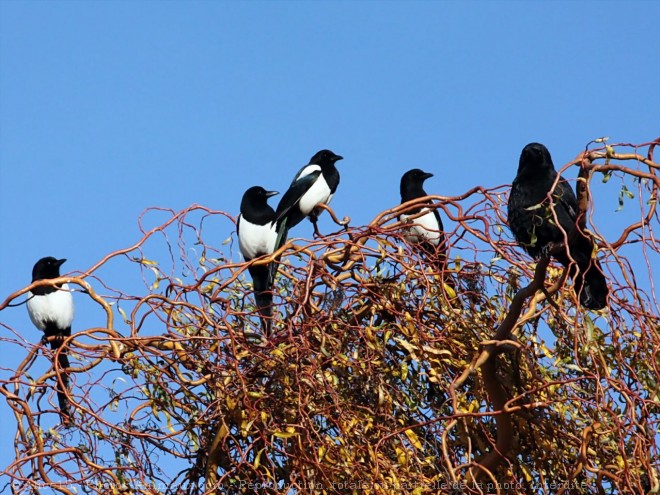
274 170 322 223
432 207 444 231
289 163 321 186
553 178 580 227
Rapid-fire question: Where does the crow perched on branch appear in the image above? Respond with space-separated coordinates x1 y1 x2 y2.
507 143 608 310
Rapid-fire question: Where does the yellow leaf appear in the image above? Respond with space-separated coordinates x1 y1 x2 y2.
241 419 255 437
395 445 408 465
400 362 408 381
404 428 423 450
520 463 533 482
271 348 284 358
540 343 553 359
394 337 417 358
615 455 625 469
273 431 297 439
421 345 451 357
443 283 456 299
164 411 175 433
378 385 386 406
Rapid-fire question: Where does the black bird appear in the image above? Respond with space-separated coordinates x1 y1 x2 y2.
237 186 280 333
507 142 609 309
274 149 343 234
399 168 448 269
26 257 74 417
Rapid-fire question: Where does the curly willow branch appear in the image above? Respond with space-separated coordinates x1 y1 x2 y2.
1 140 659 495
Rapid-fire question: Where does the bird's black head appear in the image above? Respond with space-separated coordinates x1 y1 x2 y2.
32 257 67 282
519 142 554 173
310 149 343 167
400 168 434 200
240 186 279 214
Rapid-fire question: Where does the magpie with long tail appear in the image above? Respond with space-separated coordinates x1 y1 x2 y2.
399 168 448 270
26 256 74 418
237 186 280 334
274 149 343 236
507 142 609 310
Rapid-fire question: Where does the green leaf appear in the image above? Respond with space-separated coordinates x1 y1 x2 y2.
622 185 635 199
584 315 595 343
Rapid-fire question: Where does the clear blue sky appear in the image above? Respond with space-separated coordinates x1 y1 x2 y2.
1 0 658 484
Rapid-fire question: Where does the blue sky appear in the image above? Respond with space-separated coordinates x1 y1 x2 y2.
1 0 658 485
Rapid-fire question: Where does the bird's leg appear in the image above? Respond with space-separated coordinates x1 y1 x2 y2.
310 214 322 237
307 208 323 237
541 241 564 258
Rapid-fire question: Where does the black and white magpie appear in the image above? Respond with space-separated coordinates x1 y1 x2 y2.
237 186 280 333
274 149 343 233
26 256 74 417
507 142 608 309
399 168 448 267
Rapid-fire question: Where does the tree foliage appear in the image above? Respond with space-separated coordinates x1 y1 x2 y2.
1 139 659 494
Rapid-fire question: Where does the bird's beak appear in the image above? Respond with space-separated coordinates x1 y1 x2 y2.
56 258 67 267
334 155 344 162
266 191 279 198
422 172 434 180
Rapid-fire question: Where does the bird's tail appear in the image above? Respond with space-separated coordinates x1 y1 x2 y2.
273 219 290 258
557 237 609 310
47 333 71 419
573 260 609 310
249 264 274 336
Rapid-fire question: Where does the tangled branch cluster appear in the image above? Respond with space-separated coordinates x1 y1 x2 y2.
1 139 659 494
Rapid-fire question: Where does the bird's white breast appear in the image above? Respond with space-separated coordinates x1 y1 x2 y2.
238 218 278 260
27 283 74 331
299 176 332 216
400 208 442 245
